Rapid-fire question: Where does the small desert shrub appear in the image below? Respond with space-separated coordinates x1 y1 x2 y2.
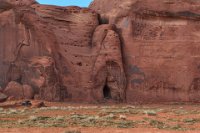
64 130 81 133
144 110 157 116
170 124 183 130
149 120 167 129
115 120 134 128
0 108 3 112
101 109 130 114
7 109 18 114
183 118 200 124
104 113 116 120
173 109 188 115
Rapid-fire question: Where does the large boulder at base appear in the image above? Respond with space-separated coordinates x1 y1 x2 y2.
4 81 34 100
22 85 34 99
4 81 24 99
0 92 8 102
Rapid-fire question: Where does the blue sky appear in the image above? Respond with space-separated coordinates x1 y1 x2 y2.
36 0 93 7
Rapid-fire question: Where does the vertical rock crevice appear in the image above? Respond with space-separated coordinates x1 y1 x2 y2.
91 24 127 102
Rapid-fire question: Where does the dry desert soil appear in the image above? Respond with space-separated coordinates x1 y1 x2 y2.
0 101 200 133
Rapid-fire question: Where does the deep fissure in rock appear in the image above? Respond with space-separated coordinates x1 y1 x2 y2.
103 83 112 99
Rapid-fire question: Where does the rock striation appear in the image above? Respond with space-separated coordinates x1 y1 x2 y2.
1 0 200 103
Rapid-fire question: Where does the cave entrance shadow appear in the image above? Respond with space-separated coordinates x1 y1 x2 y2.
103 84 112 99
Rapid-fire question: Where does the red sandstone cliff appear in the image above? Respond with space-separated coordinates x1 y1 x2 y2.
1 0 200 103
0 0 126 102
90 0 200 102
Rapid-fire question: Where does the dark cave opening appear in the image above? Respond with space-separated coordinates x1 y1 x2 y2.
103 84 112 99
98 14 109 24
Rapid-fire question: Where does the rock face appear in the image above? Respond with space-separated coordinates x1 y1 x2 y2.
25 56 66 101
0 0 126 102
1 0 200 103
90 0 200 102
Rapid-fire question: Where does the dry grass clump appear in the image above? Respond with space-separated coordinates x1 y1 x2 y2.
64 130 81 133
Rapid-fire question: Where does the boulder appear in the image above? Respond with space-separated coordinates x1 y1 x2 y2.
0 92 8 102
31 101 46 108
22 85 34 99
4 81 24 100
4 81 34 100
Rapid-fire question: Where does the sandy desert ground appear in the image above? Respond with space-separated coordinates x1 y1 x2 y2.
1 101 200 133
